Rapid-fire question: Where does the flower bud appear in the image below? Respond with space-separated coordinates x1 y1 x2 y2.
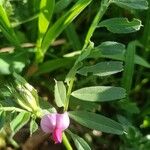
9 73 40 113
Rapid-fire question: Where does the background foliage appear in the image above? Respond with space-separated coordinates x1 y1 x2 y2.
0 0 150 150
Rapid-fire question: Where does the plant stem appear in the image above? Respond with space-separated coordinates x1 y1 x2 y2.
62 132 73 150
83 0 110 49
8 138 19 149
65 77 75 111
65 0 109 111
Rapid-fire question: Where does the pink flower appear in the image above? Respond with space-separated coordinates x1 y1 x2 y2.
40 112 70 143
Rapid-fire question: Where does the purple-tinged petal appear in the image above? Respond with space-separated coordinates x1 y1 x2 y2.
40 112 70 144
52 128 63 144
40 113 57 133
56 112 70 130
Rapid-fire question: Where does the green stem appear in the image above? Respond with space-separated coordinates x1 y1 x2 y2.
83 0 110 49
8 138 19 149
62 132 73 150
65 77 75 111
64 0 109 111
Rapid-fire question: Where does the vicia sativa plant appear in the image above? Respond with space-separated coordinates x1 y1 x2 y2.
0 0 150 149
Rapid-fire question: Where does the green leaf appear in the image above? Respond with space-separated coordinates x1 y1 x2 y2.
55 0 73 13
0 5 19 46
89 41 125 58
30 118 38 135
71 86 126 102
134 55 150 68
67 130 91 150
39 98 56 114
41 0 92 54
111 0 148 10
54 80 66 107
12 73 40 112
70 97 100 111
77 61 123 76
118 101 140 114
0 51 28 75
65 23 82 50
122 41 135 94
89 42 150 68
117 115 132 127
101 53 150 68
10 112 30 137
98 18 142 34
64 41 150 68
69 111 124 135
97 41 126 54
0 111 5 129
0 57 9 74
38 0 55 45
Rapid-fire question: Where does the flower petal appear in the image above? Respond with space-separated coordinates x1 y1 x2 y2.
40 113 57 133
52 128 63 144
56 112 70 130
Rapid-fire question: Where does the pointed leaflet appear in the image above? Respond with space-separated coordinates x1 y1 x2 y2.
69 111 124 135
98 18 142 34
77 61 123 76
71 86 126 102
111 0 148 10
67 130 91 150
54 80 67 107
